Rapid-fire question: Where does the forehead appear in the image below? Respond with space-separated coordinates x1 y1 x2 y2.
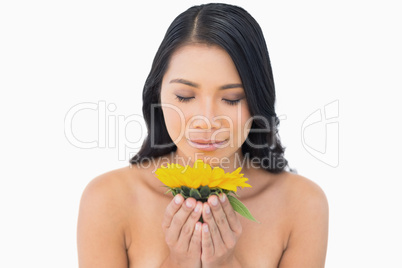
163 43 242 84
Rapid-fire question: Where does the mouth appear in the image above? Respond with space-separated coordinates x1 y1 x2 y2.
189 139 227 144
187 139 228 151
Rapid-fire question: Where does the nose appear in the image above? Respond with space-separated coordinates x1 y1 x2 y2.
191 115 222 130
190 101 222 130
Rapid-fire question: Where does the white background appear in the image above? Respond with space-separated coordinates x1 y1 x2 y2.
1 0 401 267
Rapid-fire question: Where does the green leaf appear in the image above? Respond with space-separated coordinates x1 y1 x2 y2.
165 187 178 196
181 186 190 196
190 188 202 200
227 195 260 223
179 191 187 198
171 188 180 196
199 185 211 198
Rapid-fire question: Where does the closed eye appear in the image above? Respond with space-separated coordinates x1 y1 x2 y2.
175 95 243 106
223 99 241 106
175 95 194 103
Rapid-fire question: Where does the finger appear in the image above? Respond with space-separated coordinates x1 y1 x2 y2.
188 221 202 254
178 201 203 250
219 193 241 234
162 194 184 231
202 201 224 252
165 197 197 245
207 195 234 249
201 223 214 257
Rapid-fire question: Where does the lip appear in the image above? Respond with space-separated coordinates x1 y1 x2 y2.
188 139 227 151
189 139 226 144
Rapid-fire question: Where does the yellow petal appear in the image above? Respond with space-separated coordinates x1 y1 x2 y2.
154 160 251 192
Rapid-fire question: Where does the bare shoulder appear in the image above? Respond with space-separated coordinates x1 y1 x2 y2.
277 171 329 225
79 167 133 210
77 165 134 235
82 165 136 194
277 172 329 267
282 172 329 212
78 165 146 219
77 165 139 267
250 169 328 206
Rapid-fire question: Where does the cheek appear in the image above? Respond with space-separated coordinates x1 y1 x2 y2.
240 108 252 138
242 119 252 140
162 105 185 140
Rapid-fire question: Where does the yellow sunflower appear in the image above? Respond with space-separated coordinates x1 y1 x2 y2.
154 159 251 191
154 159 258 223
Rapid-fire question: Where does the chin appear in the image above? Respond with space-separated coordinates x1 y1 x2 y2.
195 153 230 167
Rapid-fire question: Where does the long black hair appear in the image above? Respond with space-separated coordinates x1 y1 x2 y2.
130 3 295 174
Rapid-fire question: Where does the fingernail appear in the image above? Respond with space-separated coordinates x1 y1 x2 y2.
195 222 201 231
219 194 226 203
203 224 209 233
205 204 211 214
186 199 194 208
194 203 201 213
211 196 218 206
174 195 182 205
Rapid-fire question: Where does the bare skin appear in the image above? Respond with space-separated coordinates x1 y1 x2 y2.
77 44 328 267
77 155 328 267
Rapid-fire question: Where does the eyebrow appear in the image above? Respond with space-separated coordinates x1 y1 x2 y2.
169 78 243 90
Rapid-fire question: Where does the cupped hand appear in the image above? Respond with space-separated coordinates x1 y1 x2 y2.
161 194 203 268
201 193 243 267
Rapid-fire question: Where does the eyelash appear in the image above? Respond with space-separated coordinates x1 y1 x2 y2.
175 95 242 106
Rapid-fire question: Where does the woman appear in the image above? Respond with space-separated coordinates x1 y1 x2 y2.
77 3 329 267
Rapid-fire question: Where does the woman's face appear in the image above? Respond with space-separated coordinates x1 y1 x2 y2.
160 44 252 168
